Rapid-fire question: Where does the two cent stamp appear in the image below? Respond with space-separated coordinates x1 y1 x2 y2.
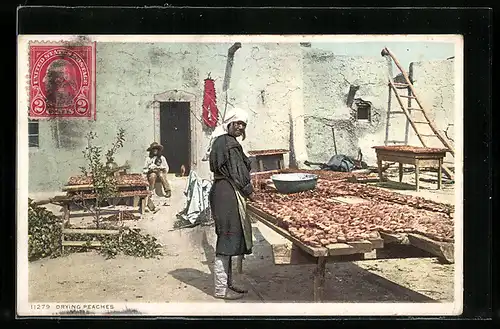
29 42 96 119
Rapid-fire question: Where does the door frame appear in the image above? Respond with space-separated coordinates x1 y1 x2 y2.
152 90 199 172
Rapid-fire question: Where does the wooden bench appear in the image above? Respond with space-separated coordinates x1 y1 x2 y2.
373 146 448 191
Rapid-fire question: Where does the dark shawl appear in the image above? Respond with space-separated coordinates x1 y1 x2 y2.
209 134 254 256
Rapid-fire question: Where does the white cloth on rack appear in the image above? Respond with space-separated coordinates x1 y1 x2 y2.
178 170 212 224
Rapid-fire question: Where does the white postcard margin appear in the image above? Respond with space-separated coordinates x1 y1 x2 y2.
17 34 464 317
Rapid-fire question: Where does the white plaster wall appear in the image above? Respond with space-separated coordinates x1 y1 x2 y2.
409 59 455 149
302 49 389 166
27 43 456 193
28 42 304 192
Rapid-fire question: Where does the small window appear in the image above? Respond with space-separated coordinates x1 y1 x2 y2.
354 100 372 122
28 119 39 148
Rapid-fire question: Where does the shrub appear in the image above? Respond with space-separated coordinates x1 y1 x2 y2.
28 199 62 261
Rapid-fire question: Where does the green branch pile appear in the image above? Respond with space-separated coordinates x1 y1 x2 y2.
28 199 163 261
28 199 62 261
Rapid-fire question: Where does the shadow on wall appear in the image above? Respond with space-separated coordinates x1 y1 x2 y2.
288 111 298 169
50 119 88 149
305 83 385 163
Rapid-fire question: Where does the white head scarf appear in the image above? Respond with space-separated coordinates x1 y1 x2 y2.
202 108 249 161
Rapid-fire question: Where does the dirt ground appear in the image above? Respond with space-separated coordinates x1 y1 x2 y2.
28 169 456 304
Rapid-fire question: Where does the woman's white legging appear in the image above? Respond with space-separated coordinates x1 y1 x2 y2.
214 255 238 296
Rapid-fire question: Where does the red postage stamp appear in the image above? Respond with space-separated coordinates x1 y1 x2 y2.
29 42 96 119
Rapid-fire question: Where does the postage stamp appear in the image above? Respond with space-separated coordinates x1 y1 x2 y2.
17 35 463 317
29 41 96 119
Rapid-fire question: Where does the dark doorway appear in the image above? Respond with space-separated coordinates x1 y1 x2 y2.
160 102 191 175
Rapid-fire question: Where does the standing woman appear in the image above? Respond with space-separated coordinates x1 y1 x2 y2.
208 108 256 300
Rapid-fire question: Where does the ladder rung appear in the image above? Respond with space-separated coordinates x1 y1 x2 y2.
386 140 406 144
391 83 410 87
389 111 405 115
399 95 416 99
413 121 429 124
420 134 438 137
408 107 423 111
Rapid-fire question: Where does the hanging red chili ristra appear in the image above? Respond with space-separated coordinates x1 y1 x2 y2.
202 77 219 128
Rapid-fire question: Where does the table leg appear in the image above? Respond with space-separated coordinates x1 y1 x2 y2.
140 198 147 215
377 157 383 182
63 204 70 228
313 256 327 302
61 204 70 253
437 158 443 190
259 159 264 172
415 160 420 192
399 163 403 182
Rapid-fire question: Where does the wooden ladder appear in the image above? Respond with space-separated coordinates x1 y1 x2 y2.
381 47 455 180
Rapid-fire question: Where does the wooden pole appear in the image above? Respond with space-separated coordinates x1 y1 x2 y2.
313 256 327 302
437 158 443 190
415 159 420 192
331 127 338 155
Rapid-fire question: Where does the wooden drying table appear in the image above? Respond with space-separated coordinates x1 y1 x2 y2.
373 145 448 191
63 174 150 214
247 204 384 302
248 149 289 172
246 203 454 302
50 190 150 252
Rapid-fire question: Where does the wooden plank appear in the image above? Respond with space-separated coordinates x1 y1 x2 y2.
250 169 281 176
376 149 446 158
379 231 409 244
62 205 70 228
140 197 147 215
438 158 443 189
367 231 385 249
313 257 327 302
248 205 281 226
325 243 355 256
248 206 329 257
368 237 385 249
63 183 148 191
346 240 375 254
415 159 420 192
62 241 102 247
272 244 317 265
68 208 140 219
407 233 454 264
62 229 119 235
375 243 436 260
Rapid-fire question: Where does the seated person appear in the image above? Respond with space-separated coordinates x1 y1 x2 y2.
143 142 172 198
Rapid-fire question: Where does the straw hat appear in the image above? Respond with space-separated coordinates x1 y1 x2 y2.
146 142 163 152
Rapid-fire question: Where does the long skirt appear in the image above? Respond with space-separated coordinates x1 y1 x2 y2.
209 179 250 256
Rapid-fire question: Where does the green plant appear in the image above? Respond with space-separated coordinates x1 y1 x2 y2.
105 128 125 165
78 128 126 228
28 199 62 261
98 229 162 259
